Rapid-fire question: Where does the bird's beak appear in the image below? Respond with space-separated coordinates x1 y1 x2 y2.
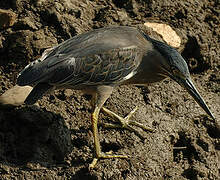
178 77 215 120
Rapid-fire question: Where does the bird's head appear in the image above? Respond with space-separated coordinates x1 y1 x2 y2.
150 37 215 120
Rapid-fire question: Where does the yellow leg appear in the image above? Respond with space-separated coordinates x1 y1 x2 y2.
101 107 154 138
91 107 101 157
89 107 127 169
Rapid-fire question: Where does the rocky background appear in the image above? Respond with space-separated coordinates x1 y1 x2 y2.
0 0 219 179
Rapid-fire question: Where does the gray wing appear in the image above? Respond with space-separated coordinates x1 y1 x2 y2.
17 26 148 86
18 46 144 87
49 46 144 87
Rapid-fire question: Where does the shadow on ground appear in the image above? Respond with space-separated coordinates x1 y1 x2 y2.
0 106 73 166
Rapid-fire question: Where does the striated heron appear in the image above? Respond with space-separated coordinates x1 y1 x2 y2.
17 26 215 168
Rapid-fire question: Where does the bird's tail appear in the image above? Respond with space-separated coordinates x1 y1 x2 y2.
17 47 55 86
25 83 53 105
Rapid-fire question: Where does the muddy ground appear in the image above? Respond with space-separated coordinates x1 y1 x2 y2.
0 0 219 179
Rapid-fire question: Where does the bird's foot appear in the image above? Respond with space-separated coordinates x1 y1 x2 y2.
101 107 154 139
89 151 128 169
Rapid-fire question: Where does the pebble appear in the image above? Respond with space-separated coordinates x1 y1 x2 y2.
0 85 33 107
144 22 181 48
0 8 16 29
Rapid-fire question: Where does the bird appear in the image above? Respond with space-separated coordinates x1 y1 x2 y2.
17 26 215 168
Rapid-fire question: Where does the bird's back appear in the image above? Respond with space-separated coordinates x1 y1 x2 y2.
17 26 150 88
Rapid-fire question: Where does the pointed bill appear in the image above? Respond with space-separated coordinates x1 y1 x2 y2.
180 77 215 120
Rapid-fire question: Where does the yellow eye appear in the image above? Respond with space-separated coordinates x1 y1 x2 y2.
171 67 185 79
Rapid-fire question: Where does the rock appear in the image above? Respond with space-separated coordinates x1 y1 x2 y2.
144 22 181 48
15 16 39 30
6 28 57 64
0 85 33 107
7 30 34 63
137 24 164 42
117 10 129 22
0 9 16 29
32 28 58 52
34 0 47 6
0 35 5 49
64 89 73 98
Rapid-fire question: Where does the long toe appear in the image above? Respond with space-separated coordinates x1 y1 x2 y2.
101 107 154 136
89 152 128 169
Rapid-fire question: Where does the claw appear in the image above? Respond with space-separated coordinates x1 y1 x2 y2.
89 106 154 168
89 153 128 170
101 107 154 134
129 121 154 132
124 106 138 122
89 158 98 170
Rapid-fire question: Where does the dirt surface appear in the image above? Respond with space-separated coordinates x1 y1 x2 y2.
0 0 219 179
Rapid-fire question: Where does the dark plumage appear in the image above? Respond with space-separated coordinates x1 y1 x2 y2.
17 26 214 168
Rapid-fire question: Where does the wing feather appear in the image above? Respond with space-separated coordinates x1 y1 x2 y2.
17 26 148 87
53 46 144 86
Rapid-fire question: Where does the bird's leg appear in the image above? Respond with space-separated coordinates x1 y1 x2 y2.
91 106 102 158
101 107 154 134
89 87 127 169
89 106 127 169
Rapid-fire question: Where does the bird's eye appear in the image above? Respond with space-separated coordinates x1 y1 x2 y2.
171 66 185 79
